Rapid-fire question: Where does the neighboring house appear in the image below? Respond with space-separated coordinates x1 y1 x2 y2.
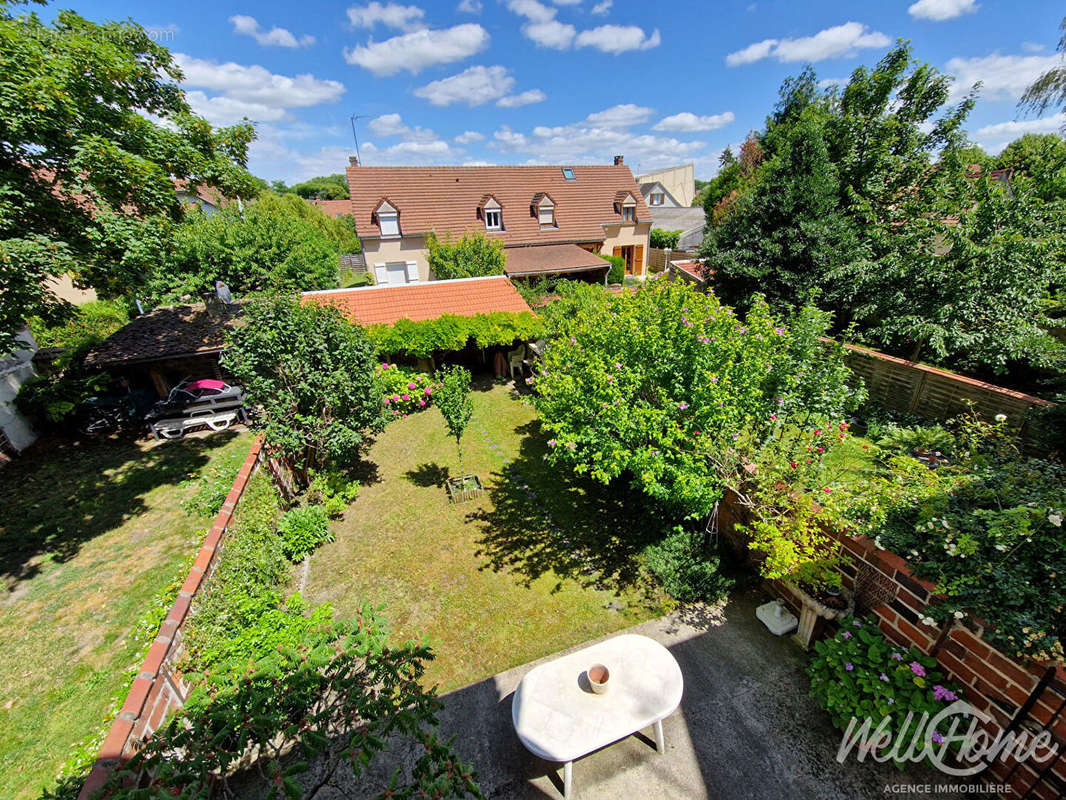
345 156 651 285
84 303 239 397
0 329 40 458
667 259 710 288
311 198 354 219
646 206 707 252
46 272 97 305
173 179 225 216
635 164 695 208
302 275 530 326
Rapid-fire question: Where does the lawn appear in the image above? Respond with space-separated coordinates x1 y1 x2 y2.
299 381 671 693
0 429 252 800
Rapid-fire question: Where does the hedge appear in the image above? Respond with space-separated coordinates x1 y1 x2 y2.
367 311 543 358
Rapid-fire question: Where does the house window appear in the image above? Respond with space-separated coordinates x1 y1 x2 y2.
485 209 502 230
649 193 664 206
379 211 399 237
561 167 576 181
539 206 555 227
622 205 635 222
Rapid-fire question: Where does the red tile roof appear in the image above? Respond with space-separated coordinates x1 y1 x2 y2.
312 198 353 218
302 276 531 327
503 243 609 276
346 164 651 246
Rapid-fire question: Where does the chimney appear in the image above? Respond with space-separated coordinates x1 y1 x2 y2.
613 155 624 166
349 156 359 166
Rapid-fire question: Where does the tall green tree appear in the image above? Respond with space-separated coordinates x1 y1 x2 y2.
434 365 473 474
994 133 1066 201
149 193 356 303
0 0 258 352
223 296 385 483
426 232 505 280
1019 15 1066 122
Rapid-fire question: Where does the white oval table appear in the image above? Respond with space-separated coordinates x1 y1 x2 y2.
511 633 684 798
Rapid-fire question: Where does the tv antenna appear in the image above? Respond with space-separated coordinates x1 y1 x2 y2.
350 114 368 164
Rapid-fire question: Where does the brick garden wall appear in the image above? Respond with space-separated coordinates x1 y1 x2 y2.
717 495 1066 798
78 437 265 800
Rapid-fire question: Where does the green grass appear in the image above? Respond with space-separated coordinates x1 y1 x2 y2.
300 382 670 693
0 429 252 800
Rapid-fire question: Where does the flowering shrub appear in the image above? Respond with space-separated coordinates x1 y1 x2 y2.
376 363 435 418
809 618 965 752
533 279 864 590
858 412 1066 662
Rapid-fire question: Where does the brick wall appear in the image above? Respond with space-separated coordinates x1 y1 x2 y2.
718 494 1066 797
841 342 1056 452
78 436 265 800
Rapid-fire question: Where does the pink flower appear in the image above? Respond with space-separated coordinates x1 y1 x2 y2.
392 395 400 402
383 398 390 405
424 387 432 395
909 662 926 677
789 461 797 469
402 394 410 401
770 415 777 421
814 429 822 436
419 399 426 407
841 631 851 639
823 487 832 494
817 446 824 453
408 382 417 390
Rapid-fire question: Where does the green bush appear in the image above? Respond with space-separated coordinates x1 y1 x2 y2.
809 618 965 756
306 469 360 518
603 254 625 284
643 528 731 603
278 504 333 561
876 424 955 457
649 228 682 249
341 271 373 288
427 231 505 279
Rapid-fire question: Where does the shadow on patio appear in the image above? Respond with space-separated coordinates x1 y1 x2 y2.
313 587 958 800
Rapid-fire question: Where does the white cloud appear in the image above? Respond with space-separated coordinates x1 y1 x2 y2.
1021 42 1045 53
413 65 515 106
945 52 1062 102
346 3 426 30
343 24 490 75
907 0 978 22
455 130 485 143
493 126 528 148
507 0 557 23
975 113 1066 141
726 22 890 66
591 0 612 14
550 0 582 5
584 103 654 128
575 24 661 54
184 91 286 126
366 113 439 142
457 0 482 11
524 20 577 49
229 15 315 47
498 89 547 107
818 77 848 89
653 111 735 132
175 54 345 115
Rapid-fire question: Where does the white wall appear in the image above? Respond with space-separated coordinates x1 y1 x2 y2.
362 235 432 282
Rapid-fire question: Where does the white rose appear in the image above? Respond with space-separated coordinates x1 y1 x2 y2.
1049 512 1063 528
995 414 1007 422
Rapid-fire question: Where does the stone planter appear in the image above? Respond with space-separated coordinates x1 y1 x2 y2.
446 474 483 504
786 583 855 649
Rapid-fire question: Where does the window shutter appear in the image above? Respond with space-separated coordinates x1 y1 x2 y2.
374 263 388 284
635 245 644 272
405 261 418 282
612 247 622 259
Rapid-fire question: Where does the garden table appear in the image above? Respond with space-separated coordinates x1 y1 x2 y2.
511 633 684 798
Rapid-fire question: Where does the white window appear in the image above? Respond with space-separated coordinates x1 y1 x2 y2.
623 205 635 222
538 205 555 227
379 212 399 237
649 193 664 206
485 209 502 230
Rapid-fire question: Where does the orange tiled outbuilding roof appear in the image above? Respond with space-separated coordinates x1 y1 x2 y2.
503 243 610 276
302 275 531 327
312 198 354 218
346 164 651 246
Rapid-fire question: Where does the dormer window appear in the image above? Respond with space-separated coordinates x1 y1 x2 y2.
614 191 637 223
482 196 502 231
532 193 556 228
649 192 664 206
374 199 400 237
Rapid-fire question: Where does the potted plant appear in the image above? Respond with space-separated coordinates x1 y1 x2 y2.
434 365 482 503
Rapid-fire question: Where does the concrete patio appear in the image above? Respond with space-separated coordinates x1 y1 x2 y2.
321 587 961 799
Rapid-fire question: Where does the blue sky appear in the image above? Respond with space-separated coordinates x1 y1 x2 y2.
65 0 1066 182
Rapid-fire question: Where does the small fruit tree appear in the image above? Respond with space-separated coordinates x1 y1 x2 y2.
434 364 474 475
